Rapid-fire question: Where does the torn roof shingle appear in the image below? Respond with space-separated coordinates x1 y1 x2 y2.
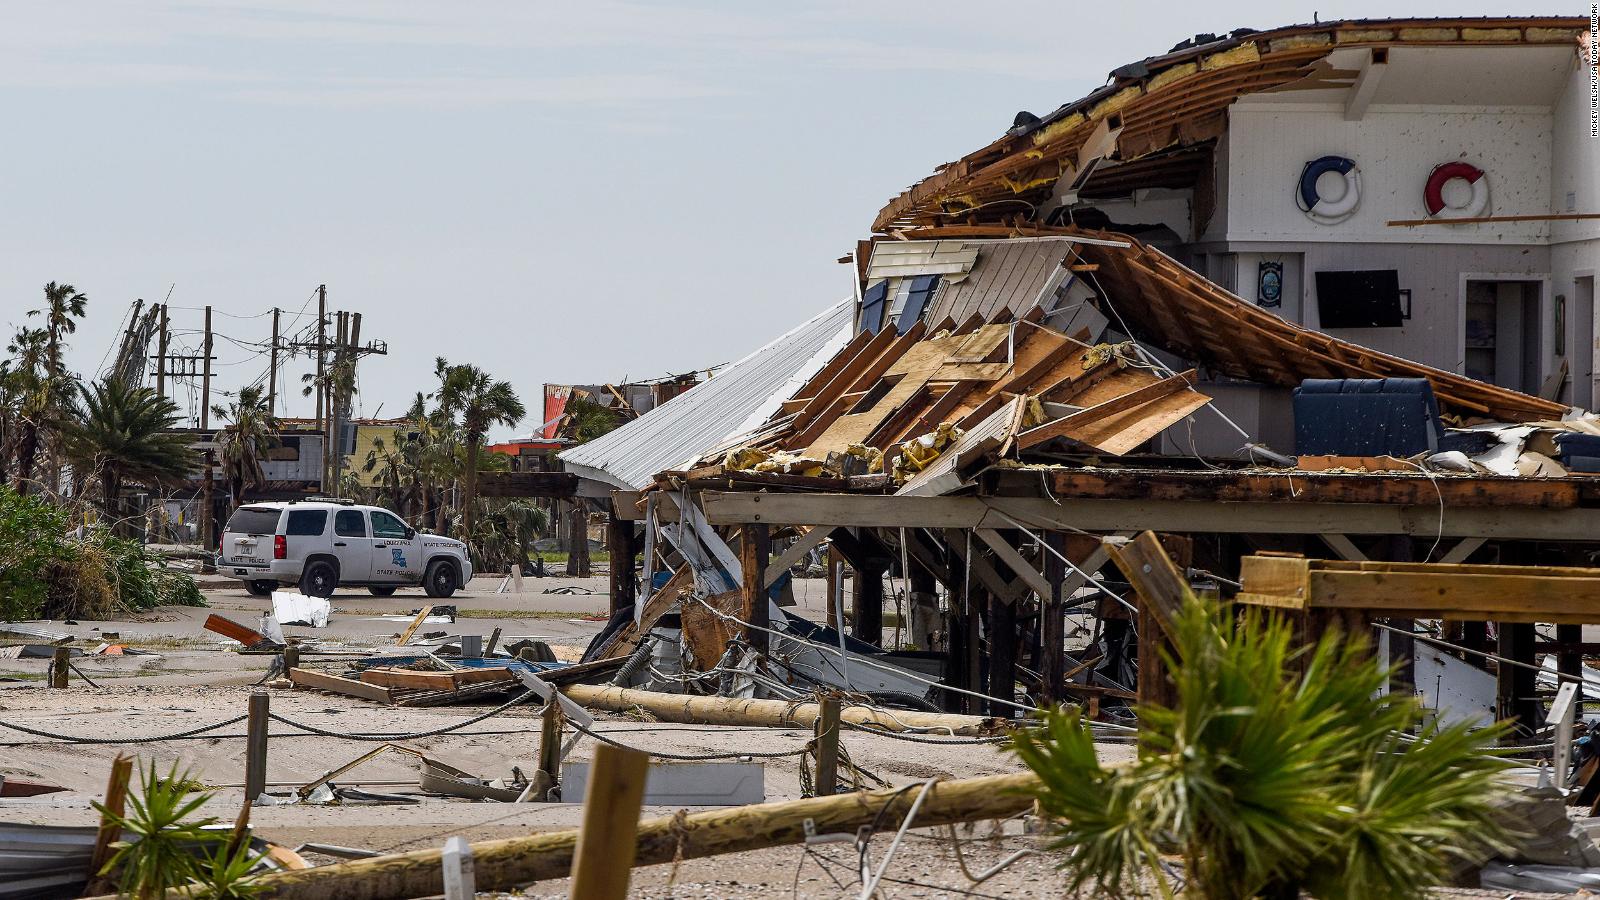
558 299 855 491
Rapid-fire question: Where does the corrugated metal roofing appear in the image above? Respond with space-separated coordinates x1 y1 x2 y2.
559 299 855 490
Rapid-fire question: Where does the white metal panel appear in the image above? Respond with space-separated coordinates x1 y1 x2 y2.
560 299 853 490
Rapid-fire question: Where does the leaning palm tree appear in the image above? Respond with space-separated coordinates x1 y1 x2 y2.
211 385 279 512
435 359 524 537
61 377 197 534
1013 592 1515 899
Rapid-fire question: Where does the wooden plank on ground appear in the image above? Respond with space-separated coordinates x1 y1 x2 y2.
396 606 435 646
288 667 396 704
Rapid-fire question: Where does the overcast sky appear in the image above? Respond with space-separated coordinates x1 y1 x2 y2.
2 1 1566 437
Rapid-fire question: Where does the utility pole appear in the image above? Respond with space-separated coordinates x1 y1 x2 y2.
200 305 215 571
267 307 280 416
329 312 362 496
315 284 327 428
286 288 386 498
154 304 169 401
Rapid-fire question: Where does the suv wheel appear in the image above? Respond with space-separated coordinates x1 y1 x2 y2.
300 560 338 598
245 580 276 598
368 586 397 597
423 560 457 598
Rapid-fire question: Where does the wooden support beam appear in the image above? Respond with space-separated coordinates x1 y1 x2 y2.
1320 533 1368 562
606 501 638 616
975 528 1050 598
945 528 1030 606
1438 536 1487 564
852 561 884 647
1041 531 1067 705
741 524 771 655
988 588 1017 716
1344 47 1387 120
237 771 1039 900
764 526 835 588
696 490 1600 541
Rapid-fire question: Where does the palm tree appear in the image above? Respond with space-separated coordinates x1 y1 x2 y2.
30 282 88 495
62 377 197 534
1012 593 1514 899
31 282 87 380
435 359 525 538
3 326 72 495
211 385 279 512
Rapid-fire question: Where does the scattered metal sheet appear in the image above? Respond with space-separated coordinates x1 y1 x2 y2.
563 760 764 807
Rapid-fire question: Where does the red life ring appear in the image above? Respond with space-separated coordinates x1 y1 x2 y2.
1424 162 1489 218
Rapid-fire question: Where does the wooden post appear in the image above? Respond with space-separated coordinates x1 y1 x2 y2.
943 549 968 714
86 754 134 894
50 646 69 688
1559 623 1583 706
852 562 884 648
813 696 841 797
283 644 300 673
988 591 1016 717
741 523 771 655
1041 532 1067 705
1498 621 1539 729
538 701 564 796
907 565 937 650
568 743 649 900
245 692 269 802
964 583 985 716
607 500 637 617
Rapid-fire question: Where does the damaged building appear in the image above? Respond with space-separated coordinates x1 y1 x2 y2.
558 16 1600 738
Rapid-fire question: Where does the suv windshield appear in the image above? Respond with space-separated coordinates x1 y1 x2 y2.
226 507 280 535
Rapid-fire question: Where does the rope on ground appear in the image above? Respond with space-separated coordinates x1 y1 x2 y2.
267 688 540 741
0 714 248 745
840 720 1016 745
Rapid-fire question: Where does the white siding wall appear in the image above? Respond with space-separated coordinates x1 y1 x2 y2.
1225 102 1552 245
1550 57 1600 407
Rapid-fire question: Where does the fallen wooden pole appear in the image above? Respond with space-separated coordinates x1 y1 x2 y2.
559 684 1003 736
227 771 1039 900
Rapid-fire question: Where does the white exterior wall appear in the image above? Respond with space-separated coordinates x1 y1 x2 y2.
1550 57 1600 407
1224 101 1552 245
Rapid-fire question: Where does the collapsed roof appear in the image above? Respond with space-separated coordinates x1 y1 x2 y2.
872 17 1589 232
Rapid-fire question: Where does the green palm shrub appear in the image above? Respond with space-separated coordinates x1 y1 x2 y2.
1012 597 1515 899
93 761 222 899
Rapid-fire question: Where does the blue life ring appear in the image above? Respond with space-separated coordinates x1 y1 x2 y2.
1298 155 1361 224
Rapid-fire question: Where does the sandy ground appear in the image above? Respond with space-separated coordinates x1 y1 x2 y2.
0 575 1556 898
1 574 1135 897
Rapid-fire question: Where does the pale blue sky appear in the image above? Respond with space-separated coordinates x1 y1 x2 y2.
1 1 1565 435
